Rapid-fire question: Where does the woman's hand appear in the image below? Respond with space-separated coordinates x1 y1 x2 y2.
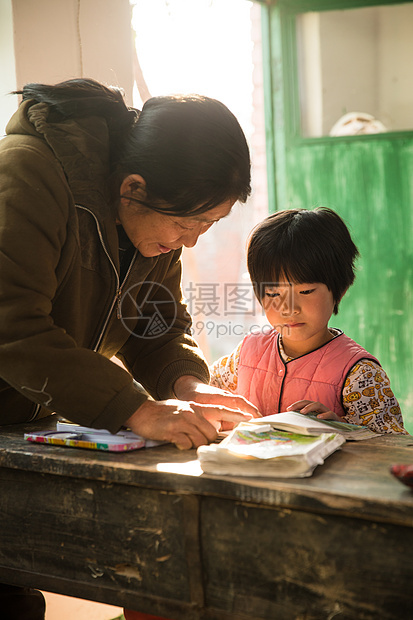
287 400 342 422
173 375 260 415
174 375 260 431
126 397 252 450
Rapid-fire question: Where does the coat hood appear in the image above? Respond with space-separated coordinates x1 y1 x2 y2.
6 99 113 218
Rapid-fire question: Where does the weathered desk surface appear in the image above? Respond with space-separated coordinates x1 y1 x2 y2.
0 416 412 620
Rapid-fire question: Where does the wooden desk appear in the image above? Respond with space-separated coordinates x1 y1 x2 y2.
0 416 412 620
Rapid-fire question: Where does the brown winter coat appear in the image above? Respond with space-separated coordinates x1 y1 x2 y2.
0 100 209 430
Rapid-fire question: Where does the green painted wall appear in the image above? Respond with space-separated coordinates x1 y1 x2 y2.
261 0 413 432
285 137 413 432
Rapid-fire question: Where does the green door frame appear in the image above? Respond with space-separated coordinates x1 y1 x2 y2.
260 0 413 212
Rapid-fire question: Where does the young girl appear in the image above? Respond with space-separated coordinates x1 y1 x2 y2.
210 207 407 435
124 208 406 620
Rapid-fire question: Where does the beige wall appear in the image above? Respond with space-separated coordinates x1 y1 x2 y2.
378 3 413 130
12 0 134 98
1 0 134 133
0 0 18 134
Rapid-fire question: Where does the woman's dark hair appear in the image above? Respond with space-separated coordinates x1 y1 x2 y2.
17 78 251 216
247 207 359 314
118 93 251 215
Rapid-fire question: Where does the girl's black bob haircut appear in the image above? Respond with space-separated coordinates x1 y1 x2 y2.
247 207 359 314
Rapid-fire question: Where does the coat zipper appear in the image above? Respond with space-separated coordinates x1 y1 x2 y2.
277 362 287 412
76 205 136 352
277 335 287 412
28 205 135 423
28 403 41 422
115 255 136 319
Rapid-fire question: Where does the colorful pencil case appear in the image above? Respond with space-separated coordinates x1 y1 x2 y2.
24 430 146 452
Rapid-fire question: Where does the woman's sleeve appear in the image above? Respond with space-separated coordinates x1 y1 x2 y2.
209 341 243 392
342 359 408 434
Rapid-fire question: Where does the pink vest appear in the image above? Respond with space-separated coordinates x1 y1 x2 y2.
237 330 379 417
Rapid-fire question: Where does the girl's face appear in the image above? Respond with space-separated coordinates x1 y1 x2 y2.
262 281 336 358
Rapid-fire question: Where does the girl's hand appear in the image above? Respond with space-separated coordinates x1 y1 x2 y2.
287 400 342 422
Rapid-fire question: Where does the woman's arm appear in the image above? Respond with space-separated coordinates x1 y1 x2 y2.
117 249 211 397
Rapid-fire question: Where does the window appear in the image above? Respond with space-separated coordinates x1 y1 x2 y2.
297 3 413 137
131 0 268 361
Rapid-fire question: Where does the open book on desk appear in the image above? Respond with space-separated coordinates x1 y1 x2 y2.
248 411 381 441
24 421 166 452
197 422 345 478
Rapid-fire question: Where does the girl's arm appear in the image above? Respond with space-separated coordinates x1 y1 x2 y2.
288 359 408 434
341 359 408 434
209 340 243 392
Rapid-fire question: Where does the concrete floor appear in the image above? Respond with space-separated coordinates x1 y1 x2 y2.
43 592 123 619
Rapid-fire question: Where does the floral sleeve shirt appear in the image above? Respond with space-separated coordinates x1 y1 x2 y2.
210 339 407 435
